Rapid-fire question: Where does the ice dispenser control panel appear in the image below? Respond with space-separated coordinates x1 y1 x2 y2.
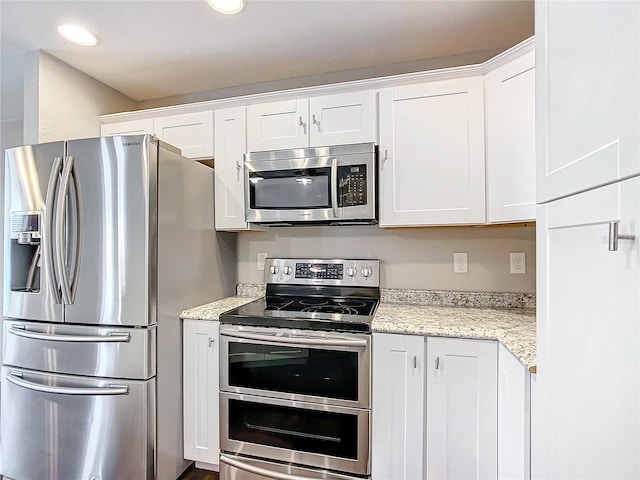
11 212 41 244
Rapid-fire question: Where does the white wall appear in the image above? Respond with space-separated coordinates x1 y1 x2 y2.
23 51 136 144
237 224 536 292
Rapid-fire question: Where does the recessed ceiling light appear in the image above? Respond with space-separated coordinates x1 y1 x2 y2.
206 0 244 15
57 24 99 46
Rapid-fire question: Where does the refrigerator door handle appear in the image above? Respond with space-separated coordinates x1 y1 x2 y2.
68 157 83 303
8 325 131 343
45 156 63 304
7 372 130 396
55 156 74 305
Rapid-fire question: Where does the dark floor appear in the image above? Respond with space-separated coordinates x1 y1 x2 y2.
179 465 219 480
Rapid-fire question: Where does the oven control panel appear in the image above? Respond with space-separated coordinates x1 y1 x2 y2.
264 258 379 287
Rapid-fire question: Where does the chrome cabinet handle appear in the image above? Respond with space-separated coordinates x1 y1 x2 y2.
7 372 129 396
609 221 636 251
45 156 63 304
384 149 389 161
209 337 215 348
222 330 367 348
298 115 306 134
9 325 131 343
312 114 320 132
413 356 417 369
220 454 318 480
435 356 440 370
331 157 339 218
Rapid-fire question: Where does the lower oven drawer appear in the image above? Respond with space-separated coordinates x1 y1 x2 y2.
220 454 368 480
220 392 370 476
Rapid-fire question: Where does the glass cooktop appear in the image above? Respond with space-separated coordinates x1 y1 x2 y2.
220 294 379 333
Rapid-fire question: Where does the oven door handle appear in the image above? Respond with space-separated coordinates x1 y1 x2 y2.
221 454 328 480
222 330 368 348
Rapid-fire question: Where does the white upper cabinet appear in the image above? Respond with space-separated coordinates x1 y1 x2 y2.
308 91 377 147
214 106 250 231
154 111 214 159
536 0 640 203
426 337 498 480
485 50 536 223
101 111 214 159
247 91 376 152
379 77 486 226
247 99 309 152
100 118 154 136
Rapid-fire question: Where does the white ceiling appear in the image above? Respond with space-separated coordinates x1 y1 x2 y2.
0 0 534 121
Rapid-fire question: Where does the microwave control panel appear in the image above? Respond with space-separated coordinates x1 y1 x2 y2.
338 165 367 207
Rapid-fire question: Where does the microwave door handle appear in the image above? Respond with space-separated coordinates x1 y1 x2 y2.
220 454 323 480
331 157 339 218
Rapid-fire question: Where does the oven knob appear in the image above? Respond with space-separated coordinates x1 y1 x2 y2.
361 267 373 278
283 265 293 275
269 265 279 275
346 267 358 277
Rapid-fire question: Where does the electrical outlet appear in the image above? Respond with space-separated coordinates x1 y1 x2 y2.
510 252 526 274
453 252 468 273
257 252 268 271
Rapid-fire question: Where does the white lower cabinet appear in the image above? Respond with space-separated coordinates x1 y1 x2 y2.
426 337 498 480
497 344 530 480
372 333 425 480
183 319 220 467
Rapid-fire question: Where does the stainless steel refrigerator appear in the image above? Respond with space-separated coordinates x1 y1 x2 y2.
1 135 236 480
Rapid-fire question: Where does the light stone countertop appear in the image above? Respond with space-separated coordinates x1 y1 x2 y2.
181 296 536 368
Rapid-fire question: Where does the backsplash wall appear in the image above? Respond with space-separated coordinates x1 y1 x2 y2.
236 224 535 293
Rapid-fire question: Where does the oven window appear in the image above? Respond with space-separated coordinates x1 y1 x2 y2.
228 342 359 400
229 399 358 459
249 168 331 209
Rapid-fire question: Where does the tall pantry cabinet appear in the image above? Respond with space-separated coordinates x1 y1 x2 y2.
534 1 640 478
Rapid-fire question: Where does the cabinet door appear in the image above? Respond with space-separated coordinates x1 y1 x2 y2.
426 337 497 480
535 178 640 479
183 320 220 465
485 51 535 223
308 91 377 147
214 106 249 230
379 77 486 226
154 111 214 159
100 118 154 136
372 333 425 480
247 99 309 152
536 0 640 202
497 344 530 480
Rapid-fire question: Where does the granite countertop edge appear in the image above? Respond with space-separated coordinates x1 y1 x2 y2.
181 296 536 369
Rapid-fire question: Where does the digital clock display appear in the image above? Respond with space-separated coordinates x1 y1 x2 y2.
295 263 344 280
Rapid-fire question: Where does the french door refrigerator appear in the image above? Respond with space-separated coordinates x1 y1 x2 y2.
1 135 236 480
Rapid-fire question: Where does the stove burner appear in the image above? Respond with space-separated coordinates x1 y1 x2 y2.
332 300 367 308
265 296 294 310
299 298 329 306
301 306 359 315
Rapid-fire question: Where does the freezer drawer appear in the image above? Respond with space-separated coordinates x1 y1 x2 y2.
3 320 156 379
0 367 155 480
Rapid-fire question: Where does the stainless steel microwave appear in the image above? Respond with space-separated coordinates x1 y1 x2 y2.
244 143 377 225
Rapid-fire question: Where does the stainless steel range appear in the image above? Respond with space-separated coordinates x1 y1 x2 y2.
219 258 380 480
